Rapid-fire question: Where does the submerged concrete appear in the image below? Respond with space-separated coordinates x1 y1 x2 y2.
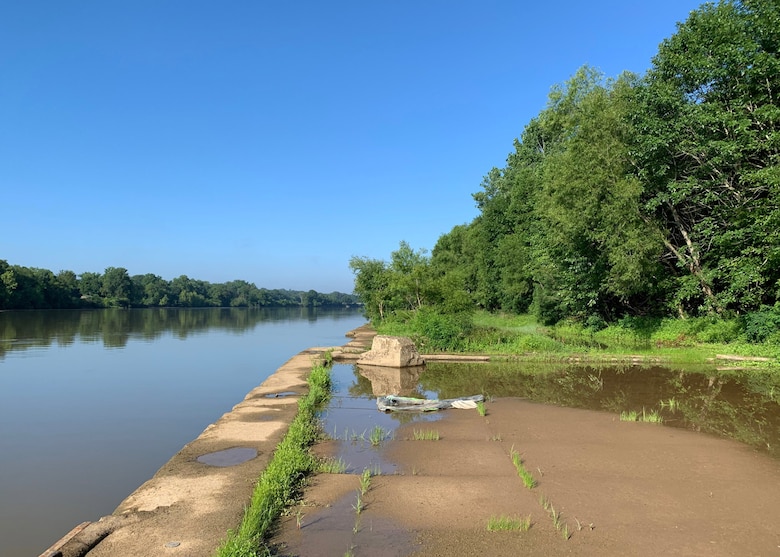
43 324 376 557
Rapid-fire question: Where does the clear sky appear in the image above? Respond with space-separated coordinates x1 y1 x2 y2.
1 1 704 293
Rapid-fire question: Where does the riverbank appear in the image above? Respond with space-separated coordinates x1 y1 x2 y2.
42 325 376 557
44 324 780 556
376 310 780 368
271 359 780 556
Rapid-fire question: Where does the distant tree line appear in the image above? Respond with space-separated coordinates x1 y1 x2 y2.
0 260 359 310
352 0 780 329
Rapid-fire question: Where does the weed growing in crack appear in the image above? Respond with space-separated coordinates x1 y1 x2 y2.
487 514 532 532
510 447 537 489
359 468 372 495
412 429 440 440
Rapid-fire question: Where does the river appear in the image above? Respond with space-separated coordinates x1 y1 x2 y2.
0 307 367 557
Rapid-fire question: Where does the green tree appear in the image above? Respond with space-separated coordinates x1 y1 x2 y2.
632 0 780 315
431 224 480 309
101 267 133 306
0 260 17 309
170 275 210 307
349 256 391 321
388 241 430 312
536 68 663 320
56 270 80 305
79 272 103 300
135 273 171 306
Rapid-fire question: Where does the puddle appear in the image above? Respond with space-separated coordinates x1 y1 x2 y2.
265 391 297 398
271 364 426 556
196 447 257 467
420 360 780 458
323 361 780 459
322 364 442 474
276 490 415 557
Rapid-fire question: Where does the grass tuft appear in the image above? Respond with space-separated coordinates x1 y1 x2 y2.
620 407 663 423
359 467 372 495
487 514 532 532
318 457 348 474
412 428 440 441
510 447 537 489
369 425 391 446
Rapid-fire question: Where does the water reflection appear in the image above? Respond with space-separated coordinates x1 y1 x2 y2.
0 306 359 358
355 364 424 397
0 307 366 557
420 361 780 458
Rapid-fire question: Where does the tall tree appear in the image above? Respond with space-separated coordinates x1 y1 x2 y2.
101 267 133 304
632 0 780 315
349 256 391 321
536 68 663 320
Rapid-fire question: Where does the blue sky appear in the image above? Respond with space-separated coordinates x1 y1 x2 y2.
1 1 704 293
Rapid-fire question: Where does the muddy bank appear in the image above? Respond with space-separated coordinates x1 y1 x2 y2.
43 325 375 557
272 370 780 556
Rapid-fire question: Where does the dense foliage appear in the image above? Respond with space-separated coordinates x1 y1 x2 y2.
0 259 358 310
352 0 780 336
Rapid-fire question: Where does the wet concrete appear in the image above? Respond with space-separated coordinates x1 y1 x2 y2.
196 447 258 467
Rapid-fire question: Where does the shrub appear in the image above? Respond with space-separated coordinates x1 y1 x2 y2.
696 318 743 343
743 306 780 343
410 307 473 351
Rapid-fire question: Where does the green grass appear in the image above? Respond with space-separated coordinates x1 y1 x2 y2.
619 410 638 422
476 400 487 416
352 490 363 515
659 398 679 411
412 428 440 441
620 407 663 424
214 362 331 557
318 457 348 474
378 310 780 366
487 514 532 532
359 467 372 495
510 447 537 489
369 425 391 446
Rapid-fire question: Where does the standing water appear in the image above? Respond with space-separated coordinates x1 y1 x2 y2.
0 307 366 557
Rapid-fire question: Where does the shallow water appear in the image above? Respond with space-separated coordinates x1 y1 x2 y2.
300 361 780 557
428 361 780 458
327 361 780 460
321 364 441 474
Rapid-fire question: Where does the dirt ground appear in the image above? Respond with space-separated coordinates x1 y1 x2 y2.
272 397 780 557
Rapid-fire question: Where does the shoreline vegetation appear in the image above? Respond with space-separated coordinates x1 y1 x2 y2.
376 311 780 367
348 0 780 364
0 259 359 310
215 360 332 557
